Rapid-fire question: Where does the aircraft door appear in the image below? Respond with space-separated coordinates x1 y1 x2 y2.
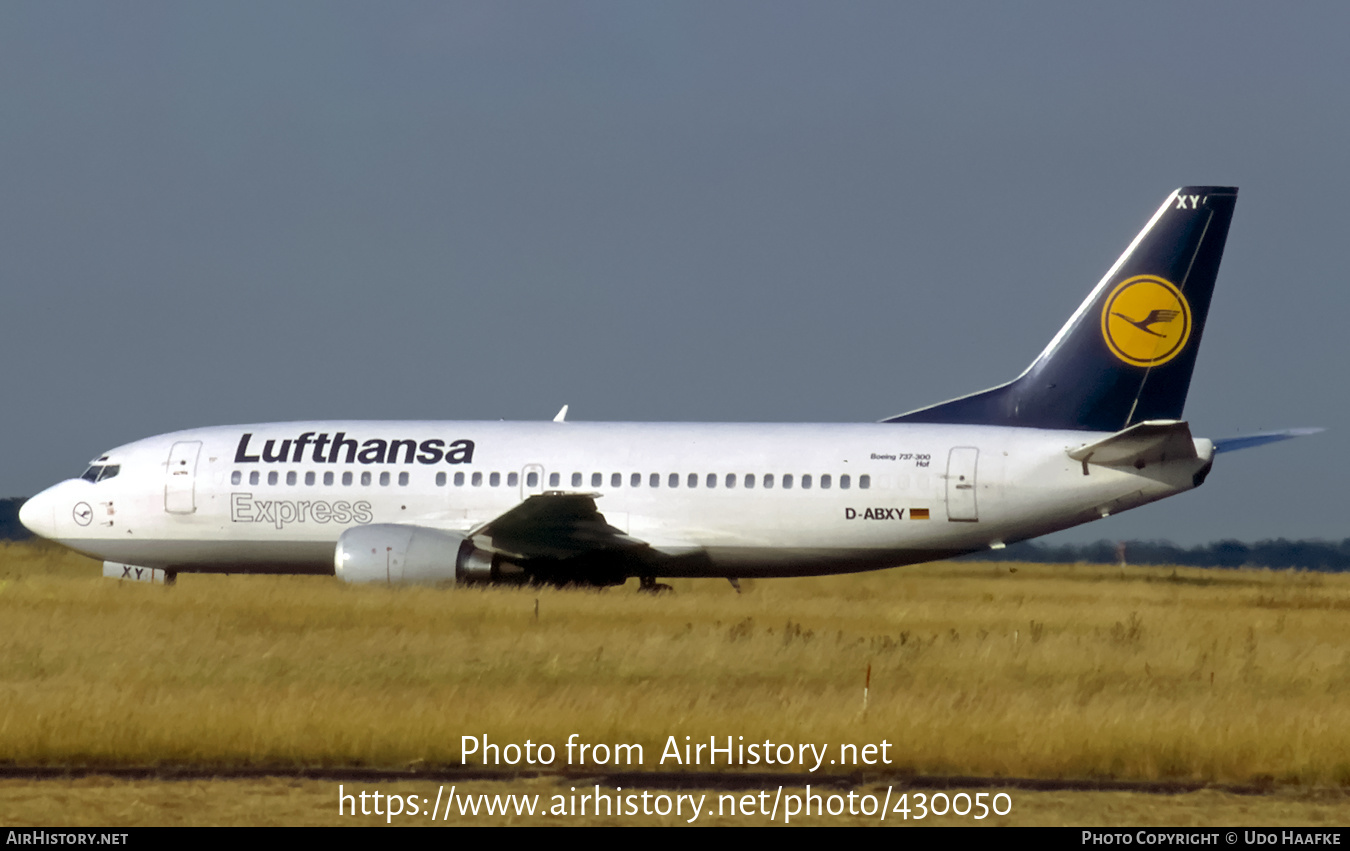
521 464 545 499
165 440 202 515
946 447 979 522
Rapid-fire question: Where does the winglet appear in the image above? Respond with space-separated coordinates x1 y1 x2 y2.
553 405 569 423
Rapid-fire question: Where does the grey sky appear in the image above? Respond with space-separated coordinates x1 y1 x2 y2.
1 2 1345 545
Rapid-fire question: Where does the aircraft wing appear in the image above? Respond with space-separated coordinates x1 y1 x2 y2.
467 491 651 560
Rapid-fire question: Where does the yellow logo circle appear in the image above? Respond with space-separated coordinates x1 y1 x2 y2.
1100 275 1191 367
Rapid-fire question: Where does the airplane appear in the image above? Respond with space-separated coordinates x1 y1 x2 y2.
18 186 1318 589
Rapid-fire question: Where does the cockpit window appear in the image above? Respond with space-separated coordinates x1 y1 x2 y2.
80 464 121 483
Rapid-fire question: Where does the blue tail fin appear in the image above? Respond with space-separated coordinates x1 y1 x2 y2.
886 186 1238 431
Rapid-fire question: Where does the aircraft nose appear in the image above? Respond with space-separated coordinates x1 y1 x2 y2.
19 487 59 540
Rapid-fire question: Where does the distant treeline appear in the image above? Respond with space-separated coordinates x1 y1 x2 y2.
0 498 31 541
968 538 1350 572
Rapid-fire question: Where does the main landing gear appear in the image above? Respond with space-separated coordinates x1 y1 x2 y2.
638 576 673 594
637 577 744 594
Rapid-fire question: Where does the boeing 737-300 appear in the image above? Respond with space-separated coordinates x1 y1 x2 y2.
18 186 1317 588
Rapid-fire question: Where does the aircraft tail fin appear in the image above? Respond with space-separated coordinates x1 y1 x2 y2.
886 186 1238 431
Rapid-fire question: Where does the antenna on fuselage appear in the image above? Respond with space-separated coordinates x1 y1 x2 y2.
553 405 569 423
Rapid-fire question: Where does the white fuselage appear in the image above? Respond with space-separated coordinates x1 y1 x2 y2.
18 419 1214 579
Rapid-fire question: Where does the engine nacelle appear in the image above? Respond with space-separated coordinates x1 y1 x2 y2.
335 524 474 584
334 524 531 585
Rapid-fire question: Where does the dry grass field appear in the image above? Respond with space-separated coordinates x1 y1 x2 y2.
2 539 1350 824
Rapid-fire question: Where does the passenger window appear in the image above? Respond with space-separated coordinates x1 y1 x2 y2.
572 472 583 487
305 471 316 486
549 472 560 487
527 472 539 487
507 472 518 487
454 472 465 486
706 473 716 488
250 471 260 486
650 473 660 488
231 471 242 485
725 473 736 489
436 472 447 487
764 473 774 489
286 471 297 486
802 474 812 489
668 473 679 488
379 472 390 486
860 474 871 490
611 473 622 488
360 472 372 486
342 472 353 486
840 474 851 490
687 473 698 488
592 473 603 487
324 472 334 486
631 472 641 487
821 474 831 489
490 472 501 487
783 474 793 489
472 472 483 486
745 473 755 489
268 472 279 486
398 472 409 486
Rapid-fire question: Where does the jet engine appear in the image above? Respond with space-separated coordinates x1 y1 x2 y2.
334 524 518 584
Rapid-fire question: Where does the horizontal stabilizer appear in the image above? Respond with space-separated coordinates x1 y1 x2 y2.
1213 427 1324 454
1067 420 1197 468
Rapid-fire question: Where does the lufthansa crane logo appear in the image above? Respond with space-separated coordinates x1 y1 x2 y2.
1100 275 1191 367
